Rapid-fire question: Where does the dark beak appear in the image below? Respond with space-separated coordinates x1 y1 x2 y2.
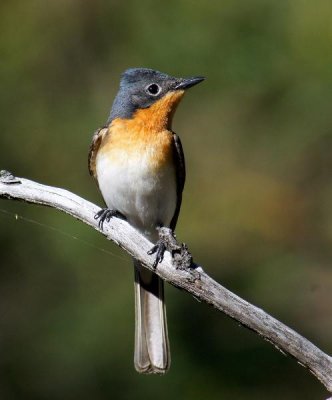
174 76 205 90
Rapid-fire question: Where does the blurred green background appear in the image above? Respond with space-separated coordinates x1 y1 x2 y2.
1 0 332 399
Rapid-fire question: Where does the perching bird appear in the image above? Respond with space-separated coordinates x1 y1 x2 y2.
88 68 204 374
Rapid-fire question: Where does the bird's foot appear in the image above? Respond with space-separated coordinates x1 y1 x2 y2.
148 227 193 270
94 208 125 230
148 239 167 268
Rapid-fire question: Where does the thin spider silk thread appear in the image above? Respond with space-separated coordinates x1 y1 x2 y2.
0 208 126 262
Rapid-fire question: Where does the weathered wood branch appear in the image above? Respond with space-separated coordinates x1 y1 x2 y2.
0 170 331 394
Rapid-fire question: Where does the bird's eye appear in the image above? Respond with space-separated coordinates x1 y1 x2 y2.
146 83 161 96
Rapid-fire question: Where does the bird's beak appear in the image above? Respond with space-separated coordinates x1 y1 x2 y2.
174 76 205 90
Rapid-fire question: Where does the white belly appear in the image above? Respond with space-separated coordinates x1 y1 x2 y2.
96 151 177 240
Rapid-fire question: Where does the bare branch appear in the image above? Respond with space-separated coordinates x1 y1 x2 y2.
1 170 331 394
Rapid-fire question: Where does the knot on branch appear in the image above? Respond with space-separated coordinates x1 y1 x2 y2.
0 170 21 185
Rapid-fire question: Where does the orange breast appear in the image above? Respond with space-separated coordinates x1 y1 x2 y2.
98 120 174 172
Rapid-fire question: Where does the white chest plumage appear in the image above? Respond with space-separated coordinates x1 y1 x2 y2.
96 148 177 240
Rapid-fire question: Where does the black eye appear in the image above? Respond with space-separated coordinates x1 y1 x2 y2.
146 83 161 96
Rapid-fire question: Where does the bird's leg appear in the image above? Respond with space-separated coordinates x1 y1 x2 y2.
94 208 126 230
148 227 173 267
148 227 193 269
148 238 167 268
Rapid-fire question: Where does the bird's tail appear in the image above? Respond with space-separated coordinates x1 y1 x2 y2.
133 260 170 374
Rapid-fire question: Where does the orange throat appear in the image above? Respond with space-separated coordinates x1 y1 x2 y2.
131 90 185 132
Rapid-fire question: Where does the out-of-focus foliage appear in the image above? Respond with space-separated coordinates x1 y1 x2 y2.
1 1 332 399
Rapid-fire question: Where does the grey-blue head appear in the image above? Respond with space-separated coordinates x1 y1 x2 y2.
108 68 204 123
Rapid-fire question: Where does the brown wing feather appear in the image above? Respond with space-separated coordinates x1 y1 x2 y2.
170 133 186 230
88 126 109 179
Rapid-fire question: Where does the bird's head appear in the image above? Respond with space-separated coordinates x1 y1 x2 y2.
108 68 204 130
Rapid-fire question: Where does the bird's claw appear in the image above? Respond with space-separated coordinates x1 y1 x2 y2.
148 241 167 268
148 227 193 270
94 208 124 230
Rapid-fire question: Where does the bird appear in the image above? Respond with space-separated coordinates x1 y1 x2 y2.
88 68 204 374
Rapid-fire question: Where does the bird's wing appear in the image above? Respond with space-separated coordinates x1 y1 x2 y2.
170 133 186 230
88 126 109 179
